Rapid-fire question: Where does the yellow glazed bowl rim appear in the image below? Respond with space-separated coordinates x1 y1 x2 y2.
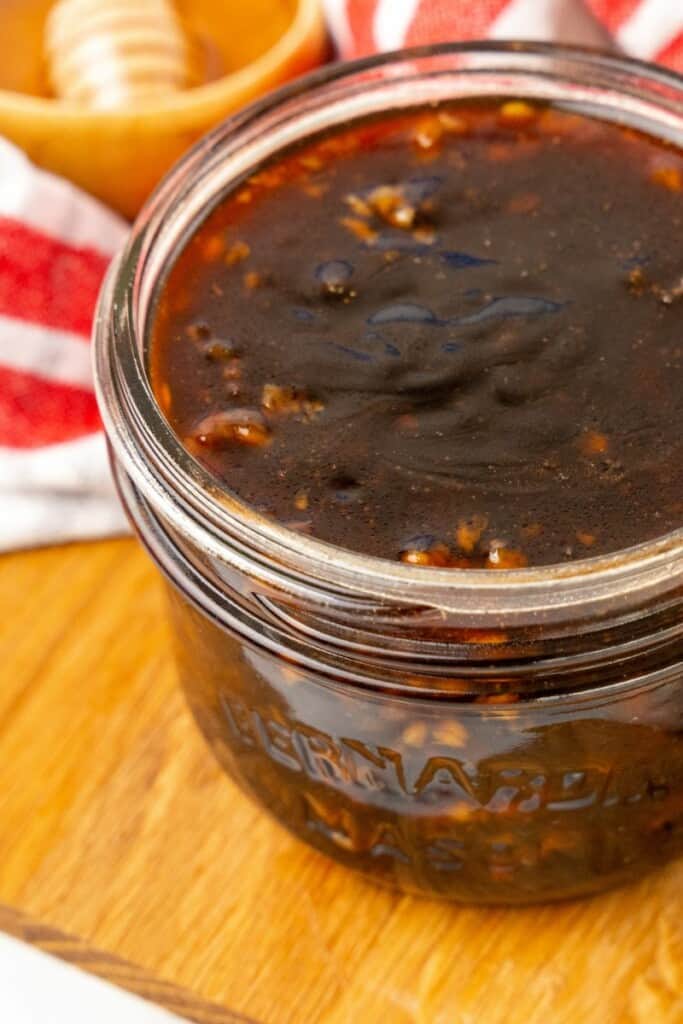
0 0 325 123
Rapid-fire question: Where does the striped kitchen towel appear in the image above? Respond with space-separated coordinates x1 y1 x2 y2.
0 139 128 551
324 0 683 67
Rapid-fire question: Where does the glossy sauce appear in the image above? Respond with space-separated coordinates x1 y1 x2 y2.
151 101 683 567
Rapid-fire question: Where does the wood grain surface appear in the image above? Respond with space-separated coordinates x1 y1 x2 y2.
2 539 683 1024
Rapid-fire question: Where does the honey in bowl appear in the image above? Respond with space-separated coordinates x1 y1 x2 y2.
0 0 326 216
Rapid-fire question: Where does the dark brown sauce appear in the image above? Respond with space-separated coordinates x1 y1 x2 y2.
151 100 683 567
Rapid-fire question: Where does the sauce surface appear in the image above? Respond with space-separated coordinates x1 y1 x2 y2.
151 101 683 567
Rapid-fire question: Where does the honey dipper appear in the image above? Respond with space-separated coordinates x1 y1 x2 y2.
45 0 205 108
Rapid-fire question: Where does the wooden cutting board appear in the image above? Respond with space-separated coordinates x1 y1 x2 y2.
2 538 683 1024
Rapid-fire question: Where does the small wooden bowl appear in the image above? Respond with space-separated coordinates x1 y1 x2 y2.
0 0 326 218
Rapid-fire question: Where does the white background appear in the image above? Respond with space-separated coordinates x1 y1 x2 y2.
0 933 188 1023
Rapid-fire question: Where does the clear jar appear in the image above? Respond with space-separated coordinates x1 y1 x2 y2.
94 43 683 903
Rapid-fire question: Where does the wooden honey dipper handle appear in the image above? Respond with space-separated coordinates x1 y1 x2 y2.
45 0 204 107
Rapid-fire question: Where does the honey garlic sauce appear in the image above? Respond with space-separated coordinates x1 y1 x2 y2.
151 101 683 568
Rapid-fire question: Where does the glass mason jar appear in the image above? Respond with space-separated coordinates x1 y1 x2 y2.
94 43 683 904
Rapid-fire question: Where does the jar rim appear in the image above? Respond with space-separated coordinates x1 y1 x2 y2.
94 40 683 626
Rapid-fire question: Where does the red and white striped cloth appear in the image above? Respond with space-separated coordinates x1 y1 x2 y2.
0 139 128 550
1 0 681 551
324 0 683 68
